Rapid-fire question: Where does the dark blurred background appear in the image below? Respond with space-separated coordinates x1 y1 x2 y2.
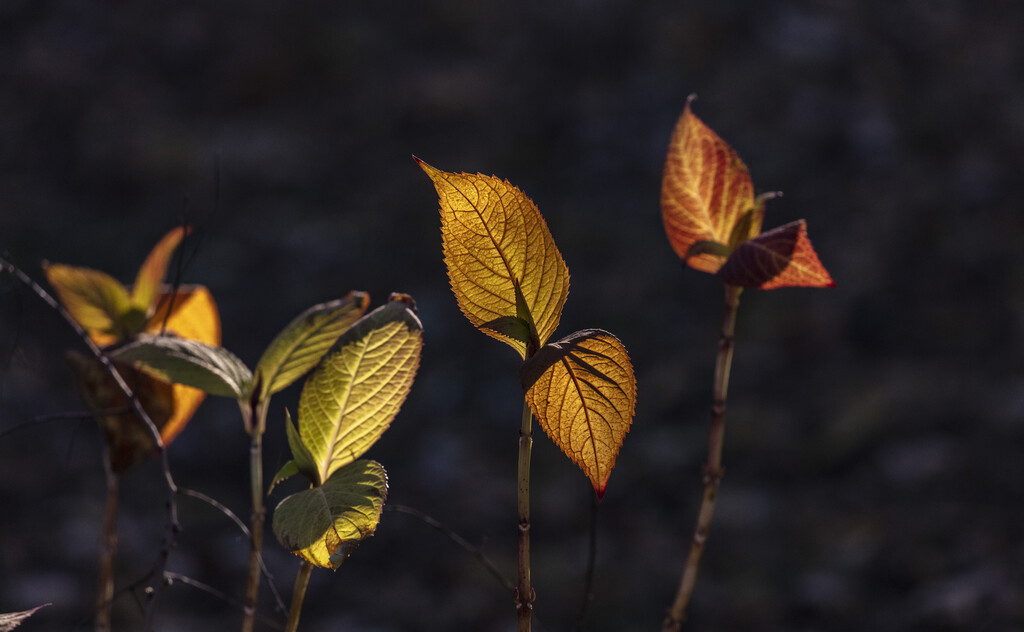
2 0 1023 630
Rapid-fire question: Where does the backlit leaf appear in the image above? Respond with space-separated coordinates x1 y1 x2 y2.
520 329 636 499
418 158 569 359
285 408 318 483
272 459 388 569
298 297 422 485
112 334 253 400
147 285 221 443
43 263 133 345
717 220 835 289
255 292 370 399
131 226 189 314
661 97 754 274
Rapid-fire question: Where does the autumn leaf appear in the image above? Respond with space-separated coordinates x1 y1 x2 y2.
717 220 835 289
418 158 569 359
661 96 754 274
520 329 637 498
47 228 221 452
131 226 189 315
661 97 834 289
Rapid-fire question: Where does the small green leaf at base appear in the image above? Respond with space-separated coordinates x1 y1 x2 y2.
285 409 319 484
111 333 254 399
268 460 300 495
272 459 388 569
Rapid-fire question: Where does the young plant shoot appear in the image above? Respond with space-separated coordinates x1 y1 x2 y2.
418 158 637 632
659 96 833 631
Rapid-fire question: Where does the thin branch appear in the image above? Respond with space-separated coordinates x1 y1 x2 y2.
178 487 287 616
662 285 742 631
0 256 180 631
164 572 284 630
516 399 534 632
386 503 515 592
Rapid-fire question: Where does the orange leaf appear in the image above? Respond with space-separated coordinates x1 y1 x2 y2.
418 159 569 359
42 263 133 346
145 285 222 444
520 329 636 498
661 97 754 273
717 220 835 289
131 226 190 315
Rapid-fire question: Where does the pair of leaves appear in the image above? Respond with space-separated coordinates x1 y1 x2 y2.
44 227 221 466
114 291 419 569
661 97 834 289
113 293 370 407
419 159 636 498
272 296 422 568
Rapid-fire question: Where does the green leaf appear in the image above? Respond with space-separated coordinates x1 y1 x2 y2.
272 459 388 569
682 240 732 264
255 292 370 399
298 298 422 485
111 333 254 399
285 408 318 483
268 460 300 495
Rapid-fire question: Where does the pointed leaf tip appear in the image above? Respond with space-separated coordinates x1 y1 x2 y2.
422 166 569 358
521 329 636 495
661 101 755 274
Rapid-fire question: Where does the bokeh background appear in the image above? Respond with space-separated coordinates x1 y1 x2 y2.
2 1 1023 630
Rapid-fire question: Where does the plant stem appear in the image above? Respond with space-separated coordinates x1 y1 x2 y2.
241 426 265 632
516 399 534 632
95 462 119 632
284 561 313 632
662 285 742 632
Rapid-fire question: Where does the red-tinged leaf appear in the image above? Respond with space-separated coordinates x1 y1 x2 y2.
661 97 755 273
520 329 636 498
131 226 190 314
717 220 835 289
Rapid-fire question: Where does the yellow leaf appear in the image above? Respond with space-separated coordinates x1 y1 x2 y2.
661 97 755 273
42 263 133 346
418 159 569 359
520 329 637 498
131 226 189 315
145 285 222 444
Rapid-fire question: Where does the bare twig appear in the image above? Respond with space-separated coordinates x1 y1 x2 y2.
0 256 180 631
386 503 515 592
164 572 285 630
662 285 742 631
179 487 287 616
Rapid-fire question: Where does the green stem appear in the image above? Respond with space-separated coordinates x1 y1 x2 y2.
284 561 314 632
516 399 534 632
241 402 267 632
662 285 742 632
